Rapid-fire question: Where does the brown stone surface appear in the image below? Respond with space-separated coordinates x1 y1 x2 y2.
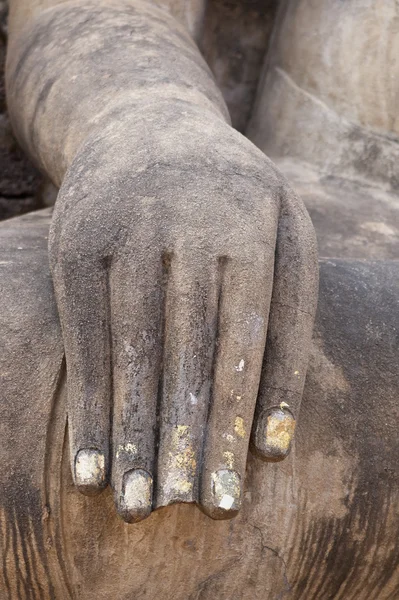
0 210 398 599
0 0 398 596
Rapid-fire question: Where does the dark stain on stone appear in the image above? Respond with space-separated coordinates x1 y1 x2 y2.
0 473 56 599
290 260 399 599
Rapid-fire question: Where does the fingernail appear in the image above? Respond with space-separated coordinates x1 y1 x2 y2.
211 469 241 514
74 449 106 493
255 408 296 460
156 425 197 507
120 469 153 523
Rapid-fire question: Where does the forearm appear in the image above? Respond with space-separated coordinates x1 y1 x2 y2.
6 0 228 186
8 0 208 39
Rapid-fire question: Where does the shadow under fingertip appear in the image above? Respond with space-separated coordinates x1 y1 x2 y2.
199 502 240 521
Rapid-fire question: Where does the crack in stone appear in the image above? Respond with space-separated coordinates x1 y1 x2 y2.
250 523 292 599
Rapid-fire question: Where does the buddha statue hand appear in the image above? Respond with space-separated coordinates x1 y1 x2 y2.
49 108 318 522
6 0 318 523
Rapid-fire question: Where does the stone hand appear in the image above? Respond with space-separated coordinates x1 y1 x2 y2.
48 111 318 523
6 0 318 523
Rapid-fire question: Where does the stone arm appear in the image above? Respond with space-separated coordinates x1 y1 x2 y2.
5 0 318 522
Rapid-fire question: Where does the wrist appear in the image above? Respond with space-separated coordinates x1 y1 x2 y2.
6 0 228 187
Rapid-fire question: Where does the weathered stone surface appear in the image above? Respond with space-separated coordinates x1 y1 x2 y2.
0 0 398 596
0 210 398 599
276 158 399 260
5 0 318 522
247 0 399 192
0 0 276 217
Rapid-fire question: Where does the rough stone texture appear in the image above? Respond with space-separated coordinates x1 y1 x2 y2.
0 0 398 596
0 0 276 217
6 0 318 522
276 158 399 261
247 0 399 193
0 210 398 599
0 1 44 220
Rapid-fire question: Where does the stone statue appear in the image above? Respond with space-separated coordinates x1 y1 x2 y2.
5 0 319 523
0 0 398 597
